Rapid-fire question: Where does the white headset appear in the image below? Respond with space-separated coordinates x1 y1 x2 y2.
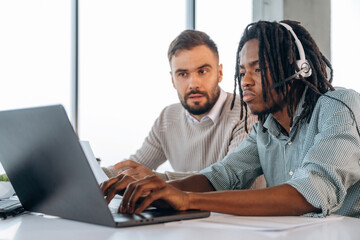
279 22 312 78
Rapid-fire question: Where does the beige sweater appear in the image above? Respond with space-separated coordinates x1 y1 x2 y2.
103 92 262 186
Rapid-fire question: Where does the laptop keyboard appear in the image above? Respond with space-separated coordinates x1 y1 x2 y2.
0 199 22 211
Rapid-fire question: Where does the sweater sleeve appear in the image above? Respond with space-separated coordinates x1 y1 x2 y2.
102 163 199 181
128 113 168 171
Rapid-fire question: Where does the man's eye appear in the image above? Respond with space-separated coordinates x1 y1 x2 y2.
199 69 208 74
178 72 187 77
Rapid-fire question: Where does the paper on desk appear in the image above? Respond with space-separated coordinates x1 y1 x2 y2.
167 214 343 232
80 141 109 184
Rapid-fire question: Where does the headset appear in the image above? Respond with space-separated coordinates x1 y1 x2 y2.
268 23 360 137
275 23 360 137
279 22 312 79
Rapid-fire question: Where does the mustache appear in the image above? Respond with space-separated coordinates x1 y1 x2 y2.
184 90 208 99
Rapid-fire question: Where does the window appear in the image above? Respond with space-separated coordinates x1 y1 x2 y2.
78 0 185 167
197 0 252 93
0 0 72 113
0 0 72 174
331 0 360 92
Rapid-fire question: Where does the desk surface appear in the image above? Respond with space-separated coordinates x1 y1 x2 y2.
1 213 360 240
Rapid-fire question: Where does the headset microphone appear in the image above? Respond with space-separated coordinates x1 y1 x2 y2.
270 69 306 89
279 22 312 79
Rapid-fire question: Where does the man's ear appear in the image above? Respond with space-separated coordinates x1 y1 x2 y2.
170 71 176 89
218 64 223 83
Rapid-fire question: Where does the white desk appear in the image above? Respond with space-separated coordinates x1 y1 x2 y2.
0 213 359 240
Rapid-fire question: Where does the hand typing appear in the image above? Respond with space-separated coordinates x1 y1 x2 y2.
114 160 155 180
100 174 190 214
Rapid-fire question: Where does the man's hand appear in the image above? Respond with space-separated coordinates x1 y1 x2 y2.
119 175 190 215
100 174 190 214
114 160 154 180
100 174 136 204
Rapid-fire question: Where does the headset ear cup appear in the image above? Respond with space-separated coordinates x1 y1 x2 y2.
296 59 312 78
280 22 312 79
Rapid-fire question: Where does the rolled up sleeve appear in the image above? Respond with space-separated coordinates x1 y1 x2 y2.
287 91 360 217
201 125 263 190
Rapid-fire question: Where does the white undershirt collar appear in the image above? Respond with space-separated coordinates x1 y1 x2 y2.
185 88 227 125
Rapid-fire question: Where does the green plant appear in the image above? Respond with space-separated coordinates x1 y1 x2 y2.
0 174 9 181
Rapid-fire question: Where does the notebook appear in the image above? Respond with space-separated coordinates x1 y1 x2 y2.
0 105 210 227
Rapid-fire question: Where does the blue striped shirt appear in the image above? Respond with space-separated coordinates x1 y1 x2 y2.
200 88 360 218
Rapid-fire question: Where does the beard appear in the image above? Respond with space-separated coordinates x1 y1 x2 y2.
179 87 220 116
251 102 284 116
250 93 286 117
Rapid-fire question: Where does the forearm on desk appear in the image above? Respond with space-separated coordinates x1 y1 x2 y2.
187 184 320 216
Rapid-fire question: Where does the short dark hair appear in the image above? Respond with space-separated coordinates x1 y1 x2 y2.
167 29 219 63
231 20 334 132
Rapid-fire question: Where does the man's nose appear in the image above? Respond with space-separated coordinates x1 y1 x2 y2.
189 73 201 90
241 72 254 89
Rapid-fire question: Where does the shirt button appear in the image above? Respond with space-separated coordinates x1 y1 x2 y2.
287 141 292 145
289 170 294 176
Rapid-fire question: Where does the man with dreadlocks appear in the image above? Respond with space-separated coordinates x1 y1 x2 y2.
101 20 360 218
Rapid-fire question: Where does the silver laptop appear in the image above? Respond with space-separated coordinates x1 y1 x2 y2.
0 105 210 227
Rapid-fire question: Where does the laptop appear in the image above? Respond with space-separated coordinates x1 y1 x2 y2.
0 105 210 227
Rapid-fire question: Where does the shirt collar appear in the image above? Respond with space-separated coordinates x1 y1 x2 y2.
185 88 227 124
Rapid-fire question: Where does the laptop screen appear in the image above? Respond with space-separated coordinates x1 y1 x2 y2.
0 105 210 227
0 105 116 226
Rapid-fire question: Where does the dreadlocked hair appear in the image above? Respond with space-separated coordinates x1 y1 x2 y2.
231 20 334 133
